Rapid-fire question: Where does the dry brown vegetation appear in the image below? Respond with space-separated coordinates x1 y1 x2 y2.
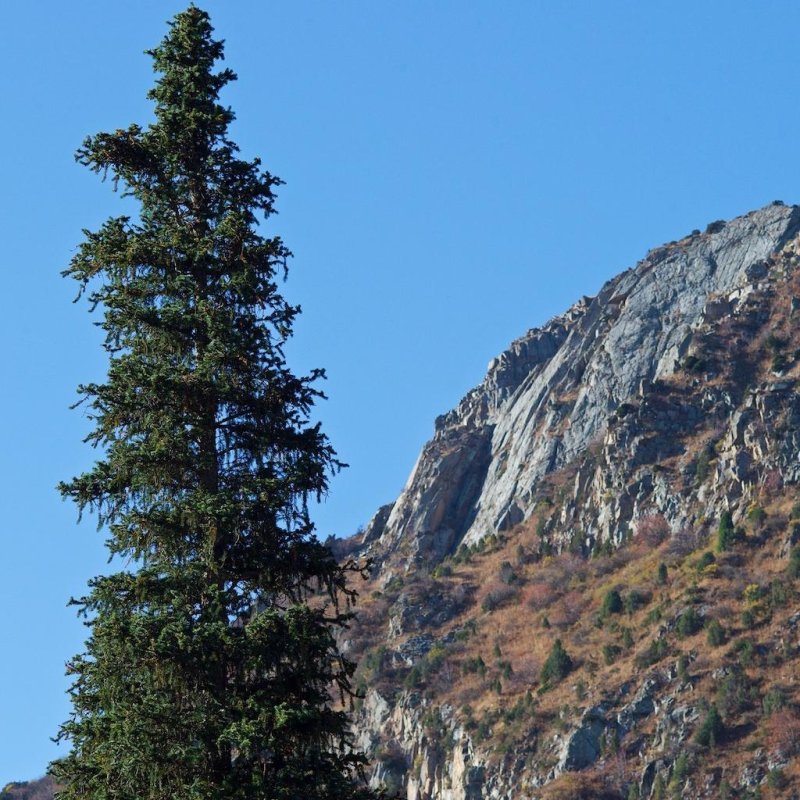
344 248 800 798
350 482 800 796
352 491 800 780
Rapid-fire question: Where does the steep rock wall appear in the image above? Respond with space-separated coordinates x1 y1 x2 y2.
348 203 800 800
365 204 800 565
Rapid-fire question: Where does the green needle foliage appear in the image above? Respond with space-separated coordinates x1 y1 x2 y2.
51 8 375 800
541 638 573 686
694 704 724 748
716 511 735 552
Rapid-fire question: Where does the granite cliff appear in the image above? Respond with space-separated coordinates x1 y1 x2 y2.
361 203 800 567
345 202 800 798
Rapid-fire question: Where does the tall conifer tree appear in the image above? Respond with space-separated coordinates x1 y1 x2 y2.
52 8 374 799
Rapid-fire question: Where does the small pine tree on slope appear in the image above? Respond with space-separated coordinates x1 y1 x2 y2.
51 7 374 799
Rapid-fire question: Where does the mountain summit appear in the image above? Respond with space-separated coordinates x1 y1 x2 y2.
358 202 800 566
344 202 800 799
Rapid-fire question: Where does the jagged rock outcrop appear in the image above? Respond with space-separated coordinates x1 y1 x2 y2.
557 704 610 772
349 202 800 799
356 690 487 800
362 203 800 565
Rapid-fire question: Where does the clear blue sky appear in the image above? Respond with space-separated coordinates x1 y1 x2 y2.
3 0 800 782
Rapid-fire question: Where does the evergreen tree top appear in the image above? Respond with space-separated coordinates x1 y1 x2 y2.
52 8 374 798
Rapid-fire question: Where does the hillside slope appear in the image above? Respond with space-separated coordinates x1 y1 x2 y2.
344 202 800 799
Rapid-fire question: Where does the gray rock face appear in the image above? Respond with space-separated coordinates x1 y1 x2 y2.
362 502 395 545
652 701 699 751
365 204 800 562
617 676 659 733
356 688 490 800
351 205 800 799
557 720 605 772
557 704 613 772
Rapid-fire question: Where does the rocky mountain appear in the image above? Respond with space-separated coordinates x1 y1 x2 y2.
21 203 800 799
0 777 57 800
344 202 800 798
362 203 800 565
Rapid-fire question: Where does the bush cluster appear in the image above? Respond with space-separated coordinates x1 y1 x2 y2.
706 619 726 647
635 638 669 668
675 607 703 638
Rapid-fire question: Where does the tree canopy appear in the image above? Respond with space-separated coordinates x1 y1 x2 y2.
51 7 374 799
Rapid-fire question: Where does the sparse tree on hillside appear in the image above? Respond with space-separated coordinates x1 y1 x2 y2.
541 638 573 685
51 8 374 799
600 588 623 618
716 510 735 552
694 704 724 748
